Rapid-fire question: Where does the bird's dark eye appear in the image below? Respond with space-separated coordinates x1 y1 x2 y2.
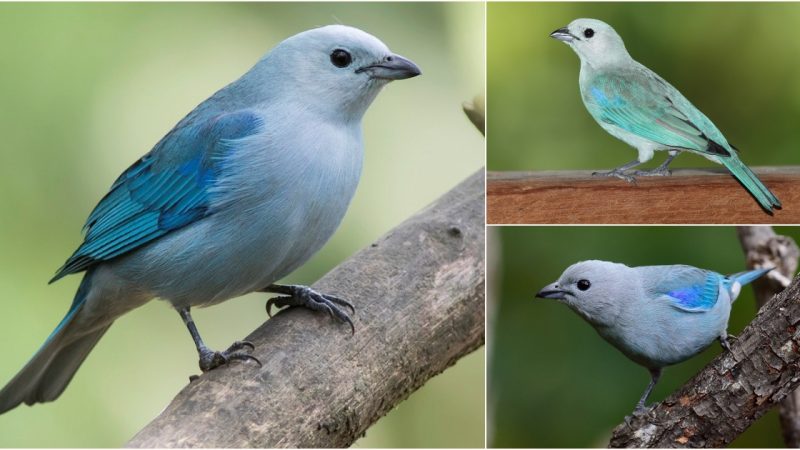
577 279 591 291
584 28 595 39
330 49 352 68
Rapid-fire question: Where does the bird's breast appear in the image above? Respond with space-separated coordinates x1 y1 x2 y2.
205 118 364 295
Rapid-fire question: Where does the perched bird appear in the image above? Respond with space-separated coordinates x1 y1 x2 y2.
550 19 781 212
536 260 770 412
0 25 420 414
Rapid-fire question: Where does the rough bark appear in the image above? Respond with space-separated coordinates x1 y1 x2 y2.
608 272 800 448
126 169 485 448
487 168 800 224
736 227 799 308
737 226 800 447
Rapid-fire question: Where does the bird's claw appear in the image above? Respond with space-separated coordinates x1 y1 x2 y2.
592 170 637 184
265 286 355 334
198 340 261 372
230 340 256 352
720 334 737 352
623 402 651 427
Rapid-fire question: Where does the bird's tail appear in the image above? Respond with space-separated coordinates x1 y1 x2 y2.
730 267 773 287
722 157 781 212
727 267 772 303
0 272 110 415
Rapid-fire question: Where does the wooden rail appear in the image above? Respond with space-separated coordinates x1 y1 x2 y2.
487 167 800 224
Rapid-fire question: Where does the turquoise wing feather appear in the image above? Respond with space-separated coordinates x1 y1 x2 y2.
51 110 263 282
584 71 732 157
585 70 780 211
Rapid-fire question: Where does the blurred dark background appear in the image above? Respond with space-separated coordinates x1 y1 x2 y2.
488 2 800 172
488 226 800 447
0 3 485 447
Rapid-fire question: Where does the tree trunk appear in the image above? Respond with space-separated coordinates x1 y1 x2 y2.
737 226 800 447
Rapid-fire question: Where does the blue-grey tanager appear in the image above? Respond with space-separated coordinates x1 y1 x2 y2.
536 260 771 412
550 19 781 213
0 25 420 414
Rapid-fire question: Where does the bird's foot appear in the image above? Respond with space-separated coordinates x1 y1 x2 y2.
592 169 637 184
633 167 672 177
265 285 355 334
623 403 651 427
720 334 737 352
198 340 261 372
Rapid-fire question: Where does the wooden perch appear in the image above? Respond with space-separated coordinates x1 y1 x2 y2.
487 167 800 224
737 226 800 447
608 271 800 448
126 169 485 448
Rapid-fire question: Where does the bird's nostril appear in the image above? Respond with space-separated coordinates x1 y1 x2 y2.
386 55 394 61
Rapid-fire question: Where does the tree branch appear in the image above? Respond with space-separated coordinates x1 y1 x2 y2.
126 169 485 448
608 269 800 448
487 168 800 224
736 226 800 447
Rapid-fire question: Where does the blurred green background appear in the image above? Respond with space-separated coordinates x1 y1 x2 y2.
488 2 800 172
488 226 800 447
0 3 485 447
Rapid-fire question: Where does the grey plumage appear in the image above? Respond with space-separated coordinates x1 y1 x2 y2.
537 259 770 411
0 25 420 414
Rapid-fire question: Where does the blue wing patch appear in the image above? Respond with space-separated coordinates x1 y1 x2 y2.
640 265 724 313
50 110 263 282
590 86 625 108
666 280 718 311
585 74 710 152
664 271 722 312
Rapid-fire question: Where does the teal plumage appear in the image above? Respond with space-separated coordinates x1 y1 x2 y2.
551 18 781 212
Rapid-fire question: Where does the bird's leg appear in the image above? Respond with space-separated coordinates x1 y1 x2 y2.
633 151 677 177
178 307 261 372
592 159 642 184
261 284 355 334
634 368 662 414
719 332 737 352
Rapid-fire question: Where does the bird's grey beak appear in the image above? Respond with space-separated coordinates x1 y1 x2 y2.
357 54 421 80
550 27 576 43
535 283 567 300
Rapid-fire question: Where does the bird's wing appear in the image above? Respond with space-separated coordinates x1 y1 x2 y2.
584 71 733 157
640 265 724 313
51 110 263 282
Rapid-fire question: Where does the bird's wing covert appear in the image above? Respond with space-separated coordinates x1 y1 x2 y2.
643 265 723 312
585 72 729 156
51 110 263 282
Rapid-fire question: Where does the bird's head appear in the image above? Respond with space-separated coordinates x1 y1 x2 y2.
248 25 421 122
550 18 631 67
536 260 631 327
